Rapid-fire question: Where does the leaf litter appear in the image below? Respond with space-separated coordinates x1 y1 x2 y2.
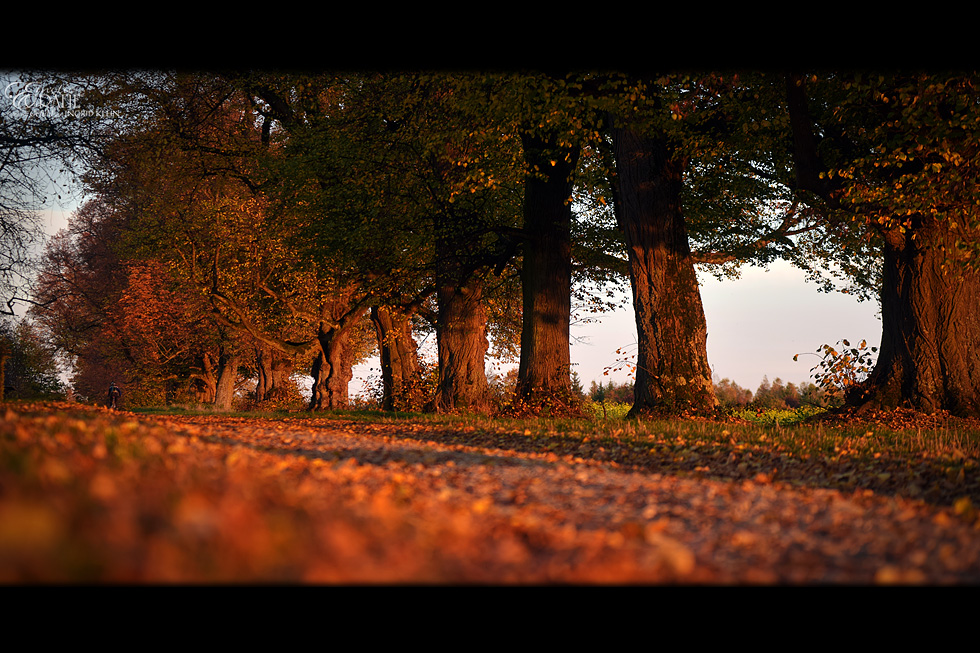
1 402 978 584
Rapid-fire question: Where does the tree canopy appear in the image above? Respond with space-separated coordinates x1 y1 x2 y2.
10 68 979 418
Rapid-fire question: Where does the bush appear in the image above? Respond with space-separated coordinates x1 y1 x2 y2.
583 399 632 420
731 405 828 426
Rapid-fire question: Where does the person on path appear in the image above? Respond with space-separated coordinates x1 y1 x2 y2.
108 382 121 410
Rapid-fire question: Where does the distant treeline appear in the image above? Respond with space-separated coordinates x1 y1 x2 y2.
588 375 837 410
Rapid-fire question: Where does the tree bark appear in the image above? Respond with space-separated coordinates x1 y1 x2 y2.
515 132 579 413
428 276 491 414
308 318 359 411
191 351 218 405
785 74 980 417
609 122 717 417
254 344 293 404
213 348 241 411
371 305 423 411
853 220 980 416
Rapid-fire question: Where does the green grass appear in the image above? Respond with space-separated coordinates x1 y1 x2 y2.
119 400 980 463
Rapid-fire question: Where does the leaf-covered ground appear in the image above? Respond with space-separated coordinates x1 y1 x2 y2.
2 401 978 584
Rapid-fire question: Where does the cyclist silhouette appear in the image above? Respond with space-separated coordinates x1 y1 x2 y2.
108 382 121 409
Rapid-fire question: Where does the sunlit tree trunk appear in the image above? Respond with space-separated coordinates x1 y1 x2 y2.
254 344 293 403
192 352 217 405
609 122 717 417
213 348 241 411
309 321 358 411
371 305 422 411
429 276 491 414
515 132 579 414
855 220 980 416
425 205 492 414
785 74 980 417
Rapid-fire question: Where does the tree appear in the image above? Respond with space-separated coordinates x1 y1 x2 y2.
607 114 717 415
514 126 581 412
0 317 63 400
785 72 980 416
1 73 116 314
250 72 523 414
479 73 625 416
78 72 332 410
370 305 426 411
594 73 846 418
30 195 132 403
1 74 69 313
714 377 753 408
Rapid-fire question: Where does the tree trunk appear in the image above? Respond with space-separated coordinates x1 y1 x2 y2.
191 351 217 405
785 75 980 417
371 305 423 411
428 276 491 414
0 351 8 402
515 132 579 414
609 122 717 417
308 319 358 411
854 220 980 416
255 344 293 404
213 349 241 411
0 338 9 402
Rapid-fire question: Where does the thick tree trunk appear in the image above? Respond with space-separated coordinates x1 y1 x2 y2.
191 351 217 405
785 77 980 416
308 319 359 411
515 132 579 414
254 344 293 404
854 220 980 416
609 123 717 417
428 276 491 414
371 305 423 411
213 349 241 411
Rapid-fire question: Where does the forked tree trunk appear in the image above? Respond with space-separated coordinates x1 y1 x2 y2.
854 220 980 416
515 132 579 413
609 123 717 417
371 305 423 411
255 344 293 403
309 320 358 411
428 276 491 414
192 351 217 405
214 349 241 411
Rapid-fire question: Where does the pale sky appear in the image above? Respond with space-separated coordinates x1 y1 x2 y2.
566 260 883 394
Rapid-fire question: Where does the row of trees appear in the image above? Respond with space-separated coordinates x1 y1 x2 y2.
594 376 836 410
8 70 980 418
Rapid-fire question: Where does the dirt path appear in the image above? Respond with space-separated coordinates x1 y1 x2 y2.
3 405 979 583
134 412 980 584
